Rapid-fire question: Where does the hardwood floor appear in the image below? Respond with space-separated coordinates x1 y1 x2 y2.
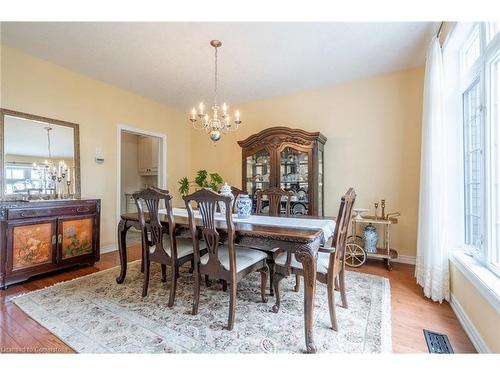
0 245 476 354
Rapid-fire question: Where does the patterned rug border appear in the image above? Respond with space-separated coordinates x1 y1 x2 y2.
11 263 134 353
12 261 392 354
11 262 130 303
380 277 392 353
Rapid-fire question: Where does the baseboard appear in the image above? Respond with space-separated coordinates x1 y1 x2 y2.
392 255 416 265
100 244 118 254
450 293 491 353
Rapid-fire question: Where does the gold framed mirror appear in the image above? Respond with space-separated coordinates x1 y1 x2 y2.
0 109 81 200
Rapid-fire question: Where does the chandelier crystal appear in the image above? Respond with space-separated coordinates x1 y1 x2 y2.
189 40 241 142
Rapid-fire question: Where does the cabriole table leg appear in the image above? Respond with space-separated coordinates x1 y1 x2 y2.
116 219 131 284
296 242 319 354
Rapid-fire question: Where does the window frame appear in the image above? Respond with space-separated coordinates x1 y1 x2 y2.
460 22 500 277
484 31 500 276
461 23 486 259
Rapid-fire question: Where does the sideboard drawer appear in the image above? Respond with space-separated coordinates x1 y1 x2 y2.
7 204 96 220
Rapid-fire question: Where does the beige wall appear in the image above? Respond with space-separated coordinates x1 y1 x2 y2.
191 67 424 257
450 263 500 352
1 45 191 249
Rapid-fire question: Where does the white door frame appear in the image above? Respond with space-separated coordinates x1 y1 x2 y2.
116 124 167 226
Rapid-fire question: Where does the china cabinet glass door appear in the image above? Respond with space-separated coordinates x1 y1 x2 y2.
245 148 271 211
280 146 310 215
318 148 324 216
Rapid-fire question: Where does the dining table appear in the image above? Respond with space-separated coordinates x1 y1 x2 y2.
116 208 336 354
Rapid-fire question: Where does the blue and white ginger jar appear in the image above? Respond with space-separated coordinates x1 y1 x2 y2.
218 183 234 215
236 194 252 218
363 223 378 253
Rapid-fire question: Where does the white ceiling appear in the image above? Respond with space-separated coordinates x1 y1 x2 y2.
1 22 437 111
4 115 75 158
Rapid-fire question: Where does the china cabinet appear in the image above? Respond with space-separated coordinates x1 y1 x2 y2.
0 199 100 289
238 127 326 216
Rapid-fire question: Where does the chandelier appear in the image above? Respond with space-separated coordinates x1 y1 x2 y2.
189 40 241 142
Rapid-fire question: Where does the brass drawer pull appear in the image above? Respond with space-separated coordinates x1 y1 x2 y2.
77 207 90 213
58 234 62 243
52 235 57 245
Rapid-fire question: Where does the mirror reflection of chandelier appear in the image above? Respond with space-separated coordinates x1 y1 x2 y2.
189 40 241 142
32 126 71 197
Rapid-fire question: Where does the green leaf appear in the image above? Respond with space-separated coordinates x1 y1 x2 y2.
195 170 208 187
178 177 190 195
210 173 223 186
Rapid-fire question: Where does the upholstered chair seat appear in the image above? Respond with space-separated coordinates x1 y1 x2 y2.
275 250 332 275
148 236 203 259
200 245 267 273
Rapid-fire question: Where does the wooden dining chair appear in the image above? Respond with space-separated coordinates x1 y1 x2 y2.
254 187 295 295
184 188 269 330
134 187 196 306
255 187 292 216
272 188 356 331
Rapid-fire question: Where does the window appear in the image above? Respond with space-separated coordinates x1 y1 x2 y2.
459 22 500 277
4 164 44 195
463 79 484 250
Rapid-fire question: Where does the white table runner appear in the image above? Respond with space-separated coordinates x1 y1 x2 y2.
159 208 335 243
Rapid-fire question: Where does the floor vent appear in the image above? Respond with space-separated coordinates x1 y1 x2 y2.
423 329 454 354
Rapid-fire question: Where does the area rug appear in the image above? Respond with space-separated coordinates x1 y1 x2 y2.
13 261 391 353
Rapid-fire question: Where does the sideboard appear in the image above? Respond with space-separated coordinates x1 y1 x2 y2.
0 199 100 289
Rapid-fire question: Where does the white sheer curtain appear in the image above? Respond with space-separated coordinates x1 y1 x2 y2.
415 37 450 302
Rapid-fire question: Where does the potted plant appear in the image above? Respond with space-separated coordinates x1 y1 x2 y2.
178 169 224 195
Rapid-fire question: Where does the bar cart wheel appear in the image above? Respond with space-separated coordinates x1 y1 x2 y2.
345 243 367 268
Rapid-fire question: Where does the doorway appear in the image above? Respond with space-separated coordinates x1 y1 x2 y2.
116 125 167 228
